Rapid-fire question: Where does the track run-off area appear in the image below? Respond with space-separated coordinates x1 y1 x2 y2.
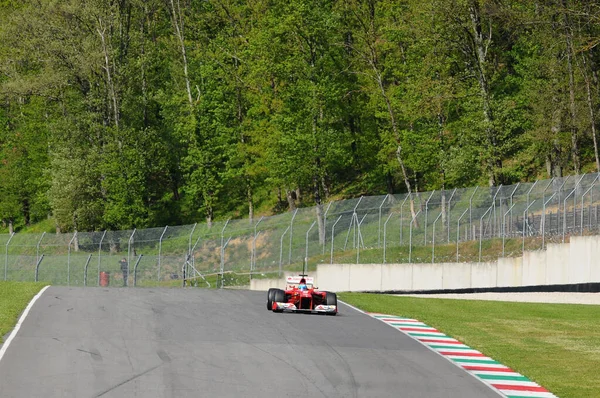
0 287 512 398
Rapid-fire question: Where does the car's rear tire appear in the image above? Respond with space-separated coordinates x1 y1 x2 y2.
267 288 276 310
272 289 286 312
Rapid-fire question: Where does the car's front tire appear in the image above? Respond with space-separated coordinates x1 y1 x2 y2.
325 292 337 315
272 289 286 312
267 288 277 310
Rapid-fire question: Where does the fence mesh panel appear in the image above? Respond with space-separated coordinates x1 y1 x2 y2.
4 172 600 286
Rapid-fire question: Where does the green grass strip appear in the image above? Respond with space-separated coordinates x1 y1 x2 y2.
340 293 600 398
0 282 46 342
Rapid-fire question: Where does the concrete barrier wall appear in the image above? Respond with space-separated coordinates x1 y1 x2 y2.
381 264 413 291
250 278 286 291
250 236 600 292
471 262 496 288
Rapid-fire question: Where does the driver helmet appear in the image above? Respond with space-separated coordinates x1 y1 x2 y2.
298 278 308 290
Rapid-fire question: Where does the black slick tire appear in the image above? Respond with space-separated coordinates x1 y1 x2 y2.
325 292 337 315
267 288 276 310
272 289 285 312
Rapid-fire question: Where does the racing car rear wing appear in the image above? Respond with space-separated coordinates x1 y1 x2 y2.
286 276 314 290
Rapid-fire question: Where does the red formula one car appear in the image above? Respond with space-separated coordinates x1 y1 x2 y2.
266 275 337 315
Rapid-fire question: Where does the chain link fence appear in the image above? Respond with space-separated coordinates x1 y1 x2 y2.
3 173 600 287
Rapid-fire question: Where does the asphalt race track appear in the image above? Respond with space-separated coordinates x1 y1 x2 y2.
0 287 501 398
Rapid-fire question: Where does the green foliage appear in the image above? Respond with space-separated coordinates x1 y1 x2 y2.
1 0 600 231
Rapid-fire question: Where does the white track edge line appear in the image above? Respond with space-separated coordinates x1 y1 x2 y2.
338 300 506 398
0 285 50 363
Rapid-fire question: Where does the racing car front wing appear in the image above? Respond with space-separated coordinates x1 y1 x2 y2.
272 302 337 314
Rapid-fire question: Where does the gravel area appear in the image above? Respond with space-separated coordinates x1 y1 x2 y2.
402 292 600 305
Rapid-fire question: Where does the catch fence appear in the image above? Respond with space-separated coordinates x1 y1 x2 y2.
3 173 600 287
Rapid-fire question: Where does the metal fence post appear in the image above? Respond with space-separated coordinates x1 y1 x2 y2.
97 230 106 286
491 185 503 238
540 178 555 238
252 216 264 273
523 200 537 252
305 221 317 272
456 209 469 262
4 232 14 281
479 205 494 262
468 187 478 240
581 175 600 235
127 229 136 287
83 254 92 286
408 210 422 264
542 193 556 249
502 204 516 257
157 226 168 282
188 223 197 270
220 237 232 289
288 210 298 265
36 232 46 266
34 255 44 282
330 215 343 264
399 195 409 244
424 190 435 245
356 214 367 264
133 254 144 287
383 212 395 264
507 183 520 238
431 212 443 263
562 176 585 242
67 232 77 286
322 201 332 254
220 218 231 272
279 226 290 277
349 197 364 250
446 189 457 243
525 181 538 218
378 194 390 248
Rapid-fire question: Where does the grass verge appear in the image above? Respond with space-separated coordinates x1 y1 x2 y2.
0 282 46 343
339 293 600 398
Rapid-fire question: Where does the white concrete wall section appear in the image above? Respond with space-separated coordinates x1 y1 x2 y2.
250 278 286 291
348 264 382 291
589 236 600 282
249 236 600 292
413 264 444 291
545 243 569 285
496 257 522 287
471 262 496 288
522 250 546 286
316 264 350 292
442 263 471 290
569 236 593 284
381 264 413 291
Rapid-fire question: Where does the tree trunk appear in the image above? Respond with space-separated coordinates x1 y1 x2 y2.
581 55 600 172
286 190 296 211
168 0 193 107
247 180 254 224
563 2 580 173
468 1 499 186
8 219 13 235
376 72 416 222
97 20 119 129
206 206 213 229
